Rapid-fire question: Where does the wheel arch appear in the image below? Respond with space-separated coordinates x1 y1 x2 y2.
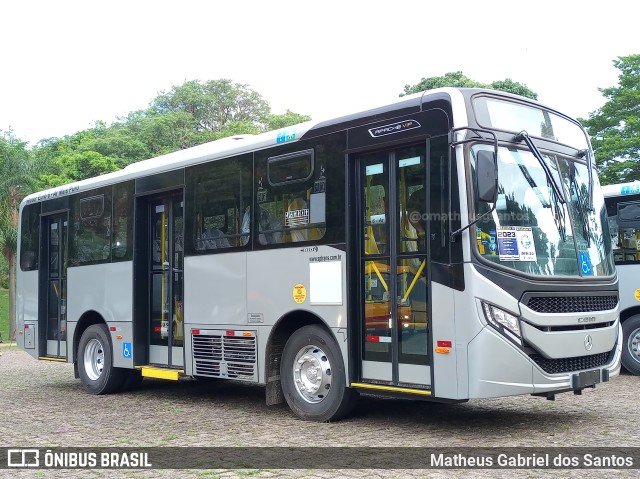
621 306 640 323
264 309 345 405
73 310 108 364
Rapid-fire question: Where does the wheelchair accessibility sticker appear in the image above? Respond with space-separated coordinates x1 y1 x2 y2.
123 342 132 358
579 252 593 276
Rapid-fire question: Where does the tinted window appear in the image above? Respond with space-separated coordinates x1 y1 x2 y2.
20 202 41 271
70 187 112 266
112 181 134 261
606 193 640 265
257 148 325 245
268 149 313 185
186 154 252 254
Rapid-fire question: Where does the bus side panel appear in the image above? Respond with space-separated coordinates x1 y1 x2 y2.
463 265 529 398
430 282 459 399
617 264 639 314
183 252 248 377
184 252 248 327
246 246 348 385
16 270 39 359
67 262 133 368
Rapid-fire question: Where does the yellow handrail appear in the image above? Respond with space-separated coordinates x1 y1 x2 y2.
402 259 426 303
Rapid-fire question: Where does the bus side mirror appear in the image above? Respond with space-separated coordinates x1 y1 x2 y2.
476 150 498 203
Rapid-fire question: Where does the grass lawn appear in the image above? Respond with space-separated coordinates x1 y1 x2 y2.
0 289 9 342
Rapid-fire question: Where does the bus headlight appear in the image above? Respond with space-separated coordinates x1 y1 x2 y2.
481 302 522 342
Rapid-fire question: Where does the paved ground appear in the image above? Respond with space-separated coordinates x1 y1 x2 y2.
1 346 639 478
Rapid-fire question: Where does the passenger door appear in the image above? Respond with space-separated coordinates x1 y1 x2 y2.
356 145 431 388
42 213 69 359
148 193 184 368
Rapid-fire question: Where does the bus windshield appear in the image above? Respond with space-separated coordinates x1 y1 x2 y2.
473 97 589 150
472 146 615 277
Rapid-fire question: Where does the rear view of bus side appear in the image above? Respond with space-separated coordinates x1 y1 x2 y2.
16 88 622 421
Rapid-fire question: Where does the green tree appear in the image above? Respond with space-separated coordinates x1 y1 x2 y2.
31 79 311 186
580 54 640 185
151 79 271 134
401 71 538 100
0 130 38 340
265 110 312 131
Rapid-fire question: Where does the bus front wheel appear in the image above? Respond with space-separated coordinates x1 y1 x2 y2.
78 324 126 394
281 324 357 422
622 315 640 375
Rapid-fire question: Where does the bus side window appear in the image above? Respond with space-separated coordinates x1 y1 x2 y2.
257 147 327 246
20 202 40 271
70 187 112 266
607 194 640 263
186 154 252 254
112 181 134 261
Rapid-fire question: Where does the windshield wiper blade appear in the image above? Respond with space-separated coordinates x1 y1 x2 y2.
514 131 566 204
578 148 595 211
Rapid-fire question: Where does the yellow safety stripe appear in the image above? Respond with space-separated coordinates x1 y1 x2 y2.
350 382 432 396
38 356 67 362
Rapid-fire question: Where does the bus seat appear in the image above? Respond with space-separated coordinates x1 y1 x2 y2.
200 228 231 249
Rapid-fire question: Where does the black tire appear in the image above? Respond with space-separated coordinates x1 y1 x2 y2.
77 324 126 394
281 325 358 422
621 315 640 375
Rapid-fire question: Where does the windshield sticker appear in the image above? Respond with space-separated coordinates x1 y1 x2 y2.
497 227 537 262
579 252 593 275
476 228 498 255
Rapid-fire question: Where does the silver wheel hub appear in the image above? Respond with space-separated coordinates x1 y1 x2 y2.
293 345 332 403
84 338 105 381
630 328 640 360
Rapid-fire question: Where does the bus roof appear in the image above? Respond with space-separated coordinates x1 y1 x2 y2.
601 181 640 198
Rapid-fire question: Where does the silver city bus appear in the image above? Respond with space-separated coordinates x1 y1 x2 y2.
603 181 640 375
16 88 622 421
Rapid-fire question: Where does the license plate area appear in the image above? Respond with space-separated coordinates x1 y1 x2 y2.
571 369 600 389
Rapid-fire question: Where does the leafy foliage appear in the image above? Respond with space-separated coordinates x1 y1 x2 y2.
580 54 640 184
401 71 538 100
0 129 41 339
30 79 310 188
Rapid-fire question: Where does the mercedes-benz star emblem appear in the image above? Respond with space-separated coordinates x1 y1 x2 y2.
584 334 593 351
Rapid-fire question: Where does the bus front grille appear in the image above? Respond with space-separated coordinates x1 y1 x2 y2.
525 295 618 314
530 351 610 374
192 332 257 381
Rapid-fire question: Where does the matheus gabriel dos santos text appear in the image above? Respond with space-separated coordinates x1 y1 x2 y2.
431 452 633 468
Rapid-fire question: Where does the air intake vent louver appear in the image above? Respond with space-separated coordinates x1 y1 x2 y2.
526 295 618 314
530 352 610 374
192 331 257 381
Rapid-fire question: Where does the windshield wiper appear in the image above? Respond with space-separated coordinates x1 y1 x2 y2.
578 148 595 211
514 131 566 205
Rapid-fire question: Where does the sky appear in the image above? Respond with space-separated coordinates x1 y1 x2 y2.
1 0 637 146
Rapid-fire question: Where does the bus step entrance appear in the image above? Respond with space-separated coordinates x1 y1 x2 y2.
138 366 184 381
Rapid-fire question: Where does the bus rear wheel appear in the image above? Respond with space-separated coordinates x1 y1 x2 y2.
78 324 126 394
281 325 357 422
622 315 640 375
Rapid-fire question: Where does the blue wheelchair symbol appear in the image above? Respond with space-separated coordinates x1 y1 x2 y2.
579 252 593 276
123 342 132 358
